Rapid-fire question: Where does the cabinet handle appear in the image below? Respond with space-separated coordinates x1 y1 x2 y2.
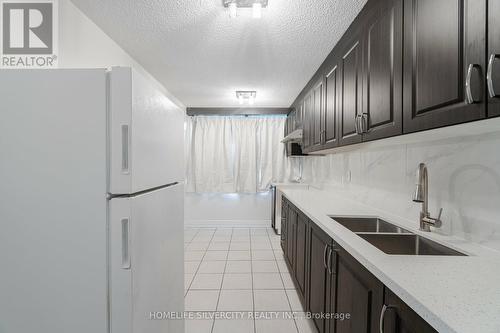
354 115 361 134
328 245 338 274
360 113 368 134
487 54 499 98
379 305 395 333
465 64 480 104
327 247 333 274
323 244 329 269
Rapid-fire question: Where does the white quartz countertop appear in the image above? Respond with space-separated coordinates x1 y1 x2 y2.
278 186 500 333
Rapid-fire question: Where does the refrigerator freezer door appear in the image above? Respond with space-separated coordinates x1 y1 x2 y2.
110 183 185 333
108 67 185 195
0 69 109 333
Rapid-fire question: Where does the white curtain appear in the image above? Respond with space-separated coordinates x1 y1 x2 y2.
185 115 293 193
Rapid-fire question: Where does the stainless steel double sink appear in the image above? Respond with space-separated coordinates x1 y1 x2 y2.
330 216 466 256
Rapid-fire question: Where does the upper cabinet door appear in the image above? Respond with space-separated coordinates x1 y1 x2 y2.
323 65 340 148
403 0 486 133
310 79 324 150
488 0 500 117
362 0 403 141
338 36 363 146
302 94 313 151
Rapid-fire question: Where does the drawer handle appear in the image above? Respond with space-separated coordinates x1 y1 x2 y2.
487 54 500 98
379 304 395 333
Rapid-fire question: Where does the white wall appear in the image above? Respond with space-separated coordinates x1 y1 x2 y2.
59 1 183 109
298 130 500 252
185 192 271 226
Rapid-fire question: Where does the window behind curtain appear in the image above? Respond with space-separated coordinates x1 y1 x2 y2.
184 115 293 193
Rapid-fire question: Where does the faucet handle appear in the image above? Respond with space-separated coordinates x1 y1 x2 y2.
431 208 443 228
422 208 443 229
436 208 443 221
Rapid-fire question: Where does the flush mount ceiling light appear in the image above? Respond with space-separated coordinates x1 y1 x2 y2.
223 0 268 18
236 91 257 105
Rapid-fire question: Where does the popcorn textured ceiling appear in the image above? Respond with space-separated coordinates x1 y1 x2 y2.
71 0 367 107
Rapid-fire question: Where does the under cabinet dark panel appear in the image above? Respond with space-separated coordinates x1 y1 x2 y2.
338 39 363 146
362 0 403 141
382 288 438 333
403 0 486 132
488 0 500 117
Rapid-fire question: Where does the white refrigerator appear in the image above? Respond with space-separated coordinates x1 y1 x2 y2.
0 67 185 333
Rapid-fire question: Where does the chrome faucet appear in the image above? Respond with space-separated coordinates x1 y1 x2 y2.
412 163 442 232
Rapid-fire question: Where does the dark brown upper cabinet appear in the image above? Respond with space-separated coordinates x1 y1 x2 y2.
382 288 438 333
488 0 500 117
402 0 486 133
311 79 324 150
335 247 384 333
338 35 363 146
286 0 496 154
302 94 313 150
323 65 340 149
361 0 403 141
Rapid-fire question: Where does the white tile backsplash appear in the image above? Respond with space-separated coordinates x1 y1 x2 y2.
295 131 500 252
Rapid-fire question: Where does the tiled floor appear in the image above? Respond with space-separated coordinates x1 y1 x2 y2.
184 227 317 333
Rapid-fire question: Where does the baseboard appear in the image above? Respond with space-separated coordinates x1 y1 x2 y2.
185 219 271 228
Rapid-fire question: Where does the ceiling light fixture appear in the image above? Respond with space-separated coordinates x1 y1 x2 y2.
223 0 268 19
236 91 257 105
228 2 237 18
252 3 262 19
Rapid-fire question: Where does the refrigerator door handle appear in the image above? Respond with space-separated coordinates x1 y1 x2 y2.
121 218 131 269
121 125 130 174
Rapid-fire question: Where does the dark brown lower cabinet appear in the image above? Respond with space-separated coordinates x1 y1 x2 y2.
382 288 438 333
335 247 384 333
280 198 288 252
280 197 438 333
306 222 333 333
295 212 309 301
286 203 296 268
